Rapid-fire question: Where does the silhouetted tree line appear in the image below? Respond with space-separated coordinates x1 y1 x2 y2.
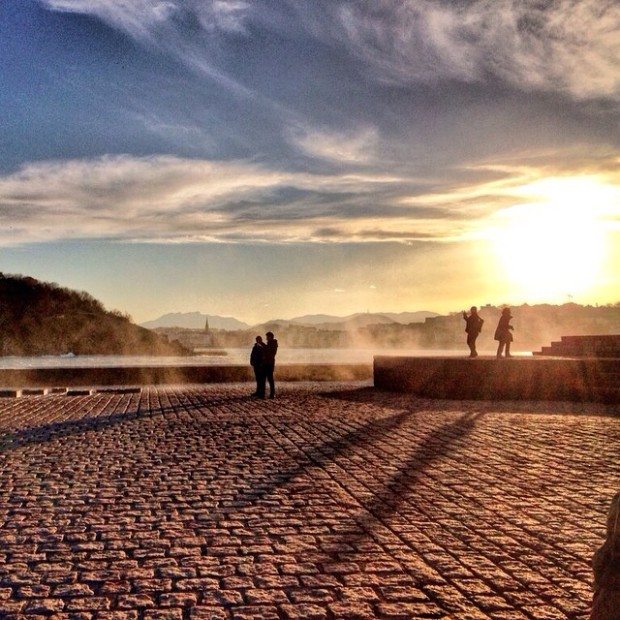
0 273 189 356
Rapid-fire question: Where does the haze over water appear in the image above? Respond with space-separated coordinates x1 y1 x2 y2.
0 348 534 370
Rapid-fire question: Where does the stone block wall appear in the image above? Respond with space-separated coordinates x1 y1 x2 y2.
374 356 620 403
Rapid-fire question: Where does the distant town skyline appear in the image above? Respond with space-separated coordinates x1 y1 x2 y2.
1 1 618 323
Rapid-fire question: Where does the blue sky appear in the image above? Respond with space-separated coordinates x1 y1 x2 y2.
1 0 618 323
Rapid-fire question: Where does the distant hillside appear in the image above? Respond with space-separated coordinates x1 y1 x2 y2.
0 274 189 356
285 311 438 328
289 312 392 326
142 312 249 331
381 311 439 324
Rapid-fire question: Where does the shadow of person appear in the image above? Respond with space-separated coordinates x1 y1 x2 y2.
0 391 255 452
320 411 482 562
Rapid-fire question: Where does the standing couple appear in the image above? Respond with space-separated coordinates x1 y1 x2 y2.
462 306 515 358
250 331 278 399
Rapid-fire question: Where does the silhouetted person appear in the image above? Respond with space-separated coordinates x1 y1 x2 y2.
263 331 278 399
462 306 484 357
494 307 514 358
250 335 265 397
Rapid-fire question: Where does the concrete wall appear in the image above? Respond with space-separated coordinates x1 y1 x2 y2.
374 356 620 403
0 364 371 389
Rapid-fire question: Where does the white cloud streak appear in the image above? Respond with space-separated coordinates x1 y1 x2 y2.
3 153 617 246
288 126 378 163
317 0 620 100
40 0 620 101
0 155 415 245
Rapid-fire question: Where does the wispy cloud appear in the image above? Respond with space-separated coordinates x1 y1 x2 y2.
2 152 616 246
288 126 378 163
0 155 412 245
318 0 620 100
40 0 620 101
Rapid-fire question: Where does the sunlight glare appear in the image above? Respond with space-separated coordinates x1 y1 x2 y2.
491 176 617 302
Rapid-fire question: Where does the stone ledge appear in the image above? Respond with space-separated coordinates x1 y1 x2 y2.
374 356 620 403
0 363 371 390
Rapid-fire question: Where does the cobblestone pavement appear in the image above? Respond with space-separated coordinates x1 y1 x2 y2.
0 382 618 620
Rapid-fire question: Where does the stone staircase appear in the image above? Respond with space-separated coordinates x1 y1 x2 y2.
533 334 620 358
532 335 620 403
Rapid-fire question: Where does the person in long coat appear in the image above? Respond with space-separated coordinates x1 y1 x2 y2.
250 335 265 397
494 307 514 358
263 331 278 399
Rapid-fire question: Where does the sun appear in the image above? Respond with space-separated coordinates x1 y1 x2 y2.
490 176 617 302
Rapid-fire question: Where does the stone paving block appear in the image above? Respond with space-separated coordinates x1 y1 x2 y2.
280 603 329 619
0 383 617 618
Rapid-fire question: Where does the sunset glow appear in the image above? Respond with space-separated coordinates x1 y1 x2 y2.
491 177 617 302
0 1 618 321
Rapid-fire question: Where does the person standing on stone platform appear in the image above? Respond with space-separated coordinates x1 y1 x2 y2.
250 335 266 397
263 331 278 399
462 306 484 357
494 307 514 358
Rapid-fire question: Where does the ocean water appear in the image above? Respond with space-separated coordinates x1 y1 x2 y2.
0 348 532 369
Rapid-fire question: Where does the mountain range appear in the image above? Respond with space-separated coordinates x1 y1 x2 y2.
141 310 438 331
141 312 250 331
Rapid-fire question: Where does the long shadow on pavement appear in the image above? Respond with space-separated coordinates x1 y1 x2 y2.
0 392 254 452
319 411 482 561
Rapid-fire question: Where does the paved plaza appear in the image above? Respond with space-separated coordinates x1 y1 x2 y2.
0 383 618 620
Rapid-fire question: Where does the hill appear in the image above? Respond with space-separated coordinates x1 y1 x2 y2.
141 312 249 330
0 274 189 356
381 311 440 324
288 311 437 326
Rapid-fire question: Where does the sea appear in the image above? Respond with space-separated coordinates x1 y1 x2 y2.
0 348 532 369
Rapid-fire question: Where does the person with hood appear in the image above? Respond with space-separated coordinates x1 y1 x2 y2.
250 335 265 397
263 331 278 399
494 307 514 358
462 306 484 357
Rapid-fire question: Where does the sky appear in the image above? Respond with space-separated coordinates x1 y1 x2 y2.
1 0 619 324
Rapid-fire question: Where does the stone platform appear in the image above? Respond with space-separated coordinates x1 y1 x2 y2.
0 382 618 619
374 356 620 403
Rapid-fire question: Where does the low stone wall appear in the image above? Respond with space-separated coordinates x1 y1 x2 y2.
0 363 371 390
374 356 620 403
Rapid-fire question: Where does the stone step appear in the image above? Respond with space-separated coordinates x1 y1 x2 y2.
561 334 620 345
549 335 620 358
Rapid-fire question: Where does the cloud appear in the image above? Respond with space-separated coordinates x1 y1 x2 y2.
40 0 620 101
42 0 180 40
317 0 620 100
43 0 250 39
1 152 617 246
288 126 378 163
0 155 416 245
41 0 264 105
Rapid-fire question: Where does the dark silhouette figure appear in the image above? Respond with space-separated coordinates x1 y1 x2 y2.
250 335 266 397
462 306 484 357
494 307 514 358
263 331 278 399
